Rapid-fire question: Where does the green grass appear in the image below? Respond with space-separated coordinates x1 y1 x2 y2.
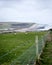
0 32 46 65
39 41 52 65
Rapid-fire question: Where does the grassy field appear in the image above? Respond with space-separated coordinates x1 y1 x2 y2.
40 41 52 65
0 32 46 65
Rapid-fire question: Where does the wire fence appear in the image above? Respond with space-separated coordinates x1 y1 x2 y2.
35 31 50 61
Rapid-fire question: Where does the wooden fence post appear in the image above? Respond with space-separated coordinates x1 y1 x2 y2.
35 36 39 60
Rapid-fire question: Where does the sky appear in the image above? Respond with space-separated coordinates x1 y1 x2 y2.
0 0 52 26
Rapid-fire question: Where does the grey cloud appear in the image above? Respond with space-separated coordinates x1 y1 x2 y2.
0 0 52 25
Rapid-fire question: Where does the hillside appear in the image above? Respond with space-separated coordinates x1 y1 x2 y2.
0 22 34 29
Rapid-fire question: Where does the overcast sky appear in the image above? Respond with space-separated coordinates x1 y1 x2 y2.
0 0 52 25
